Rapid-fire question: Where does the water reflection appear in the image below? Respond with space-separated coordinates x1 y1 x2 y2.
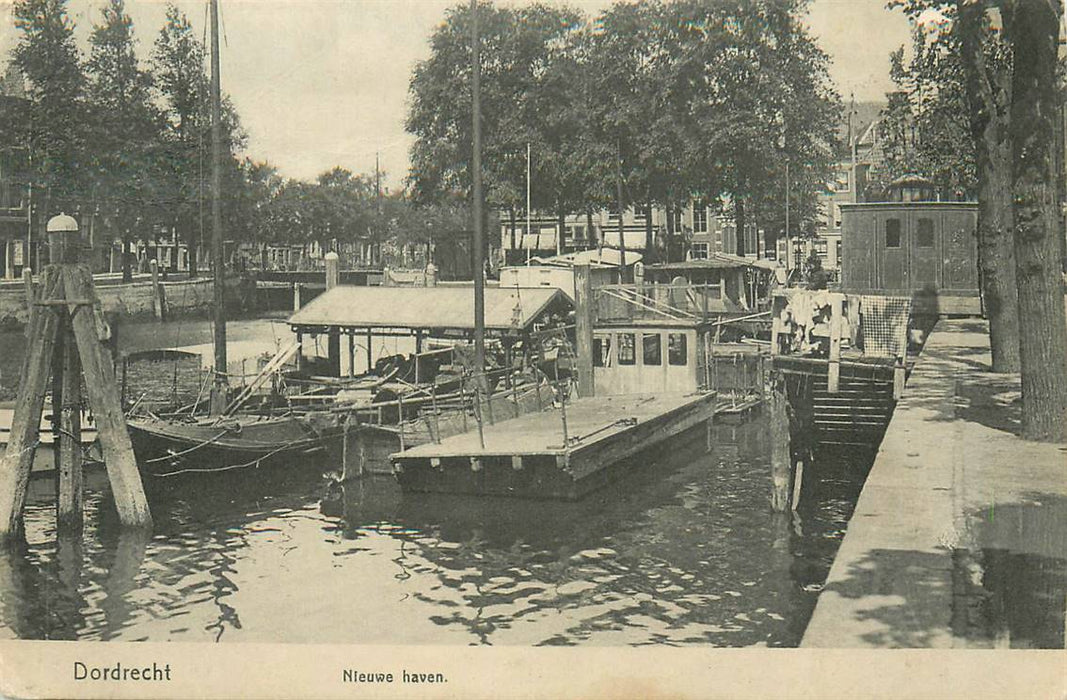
0 417 870 646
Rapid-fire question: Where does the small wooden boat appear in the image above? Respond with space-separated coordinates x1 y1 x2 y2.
126 411 346 477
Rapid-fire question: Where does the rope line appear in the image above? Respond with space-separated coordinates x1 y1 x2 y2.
142 429 231 464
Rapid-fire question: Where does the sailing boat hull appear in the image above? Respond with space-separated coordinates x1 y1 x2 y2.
127 414 345 477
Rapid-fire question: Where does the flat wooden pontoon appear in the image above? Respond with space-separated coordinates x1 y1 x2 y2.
391 391 718 500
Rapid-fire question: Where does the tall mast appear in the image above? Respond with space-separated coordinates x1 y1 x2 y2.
209 0 227 413
471 0 486 382
526 142 531 264
616 140 626 275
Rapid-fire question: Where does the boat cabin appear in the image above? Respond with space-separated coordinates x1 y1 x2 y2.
641 254 776 312
287 285 573 379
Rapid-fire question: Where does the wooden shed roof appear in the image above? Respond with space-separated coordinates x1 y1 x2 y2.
288 285 570 333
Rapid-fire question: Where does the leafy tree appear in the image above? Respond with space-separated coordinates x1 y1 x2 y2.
151 3 245 277
885 0 1020 371
1003 0 1066 441
887 0 1064 438
152 3 208 276
11 0 89 221
86 0 163 281
955 0 1019 372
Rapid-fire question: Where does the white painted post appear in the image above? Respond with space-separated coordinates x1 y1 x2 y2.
828 293 842 393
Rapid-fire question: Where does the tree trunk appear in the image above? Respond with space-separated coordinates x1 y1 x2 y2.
1006 0 1067 441
587 209 596 253
644 202 654 261
958 0 1020 372
186 213 198 278
509 208 516 258
557 205 565 256
666 201 675 263
735 197 746 257
122 232 132 283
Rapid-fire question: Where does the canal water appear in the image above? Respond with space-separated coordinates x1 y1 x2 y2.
0 317 871 646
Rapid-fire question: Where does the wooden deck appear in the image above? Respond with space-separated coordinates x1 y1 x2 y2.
391 392 719 500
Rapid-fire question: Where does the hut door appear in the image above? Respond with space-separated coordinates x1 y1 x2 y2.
942 211 979 291
909 213 939 289
880 216 908 291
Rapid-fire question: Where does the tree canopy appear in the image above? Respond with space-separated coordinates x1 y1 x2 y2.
406 0 841 257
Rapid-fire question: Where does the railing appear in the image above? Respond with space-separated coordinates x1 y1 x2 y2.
592 283 768 326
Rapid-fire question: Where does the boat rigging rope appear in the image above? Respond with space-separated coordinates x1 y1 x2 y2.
153 438 315 478
141 429 232 464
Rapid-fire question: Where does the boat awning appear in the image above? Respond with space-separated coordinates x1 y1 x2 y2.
288 285 571 336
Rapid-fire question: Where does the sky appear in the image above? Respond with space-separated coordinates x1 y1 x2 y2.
0 0 912 188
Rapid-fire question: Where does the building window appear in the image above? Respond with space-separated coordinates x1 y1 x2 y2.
886 218 902 248
671 208 683 231
917 218 935 247
593 336 611 367
692 202 708 233
668 333 688 366
691 242 709 260
834 171 850 192
617 333 636 365
642 333 662 366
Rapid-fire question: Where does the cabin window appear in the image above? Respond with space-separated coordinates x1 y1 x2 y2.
668 333 688 366
593 336 611 367
617 333 636 365
917 218 935 247
642 333 662 366
885 219 902 248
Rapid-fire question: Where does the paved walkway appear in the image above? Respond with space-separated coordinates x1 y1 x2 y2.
802 319 1066 648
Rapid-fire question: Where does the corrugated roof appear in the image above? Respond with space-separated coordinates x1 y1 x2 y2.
288 285 569 332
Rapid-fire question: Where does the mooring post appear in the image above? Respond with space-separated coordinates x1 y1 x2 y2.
56 311 84 532
573 263 595 398
483 372 494 425
557 380 569 445
1 215 151 539
473 381 485 449
893 358 906 400
769 370 793 512
293 282 302 311
0 266 62 539
150 258 163 321
431 383 441 443
347 333 355 378
22 268 34 335
67 263 151 529
828 293 842 393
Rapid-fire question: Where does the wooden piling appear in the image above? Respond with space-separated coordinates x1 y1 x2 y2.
66 265 151 529
56 313 83 531
366 329 374 372
573 263 595 397
22 268 34 335
791 459 804 511
769 371 793 512
150 259 164 321
347 333 355 378
0 267 63 539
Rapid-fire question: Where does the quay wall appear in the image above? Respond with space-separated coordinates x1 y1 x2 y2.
0 276 253 329
802 319 1067 648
